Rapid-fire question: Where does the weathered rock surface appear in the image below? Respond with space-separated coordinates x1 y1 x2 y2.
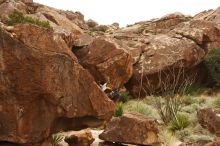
124 19 220 97
194 7 220 29
111 12 189 41
99 113 160 145
73 38 133 89
0 0 28 22
0 24 115 145
204 139 220 146
197 108 220 136
64 129 94 146
0 0 85 47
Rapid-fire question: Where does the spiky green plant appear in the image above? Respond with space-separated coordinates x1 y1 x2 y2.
115 102 123 117
51 134 63 146
169 114 190 131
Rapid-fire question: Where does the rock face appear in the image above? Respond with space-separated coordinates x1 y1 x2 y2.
73 38 133 89
0 24 115 145
0 0 28 22
64 129 94 146
124 19 220 97
194 7 220 29
0 0 86 47
197 108 220 136
99 113 160 145
204 139 220 146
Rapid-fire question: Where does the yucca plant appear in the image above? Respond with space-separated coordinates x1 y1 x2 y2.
51 134 63 146
169 114 190 131
115 102 123 117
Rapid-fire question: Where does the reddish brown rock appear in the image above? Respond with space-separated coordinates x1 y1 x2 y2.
99 113 160 146
125 20 220 97
0 0 28 22
112 12 189 41
73 38 133 89
0 24 115 145
172 20 220 51
197 108 220 136
64 129 94 146
125 33 206 97
59 10 88 30
204 139 220 146
20 0 32 3
194 7 220 29
0 0 85 48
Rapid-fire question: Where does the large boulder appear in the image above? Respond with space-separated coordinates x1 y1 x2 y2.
99 113 160 146
197 108 220 136
0 0 85 48
194 7 220 29
73 38 133 89
0 0 28 22
112 12 190 41
125 20 220 97
0 24 115 145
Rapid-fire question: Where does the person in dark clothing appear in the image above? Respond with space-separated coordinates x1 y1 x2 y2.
110 90 121 102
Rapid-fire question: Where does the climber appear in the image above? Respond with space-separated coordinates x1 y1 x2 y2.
98 81 121 102
99 81 112 93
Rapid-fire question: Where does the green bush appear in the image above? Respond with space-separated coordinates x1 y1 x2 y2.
213 96 220 108
8 10 52 30
185 84 201 95
120 92 130 103
115 102 123 117
204 48 220 86
124 101 152 116
98 25 108 32
8 10 24 25
169 114 190 131
135 103 152 116
182 96 195 106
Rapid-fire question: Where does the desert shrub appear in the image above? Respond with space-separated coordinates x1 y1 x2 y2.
212 96 220 108
135 103 152 116
182 96 195 106
169 114 190 131
8 10 52 30
123 101 152 116
159 128 179 146
204 48 220 86
8 10 24 25
181 103 200 114
185 84 201 95
51 134 63 146
143 66 197 124
98 25 108 32
154 96 182 124
120 92 130 103
115 102 123 117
